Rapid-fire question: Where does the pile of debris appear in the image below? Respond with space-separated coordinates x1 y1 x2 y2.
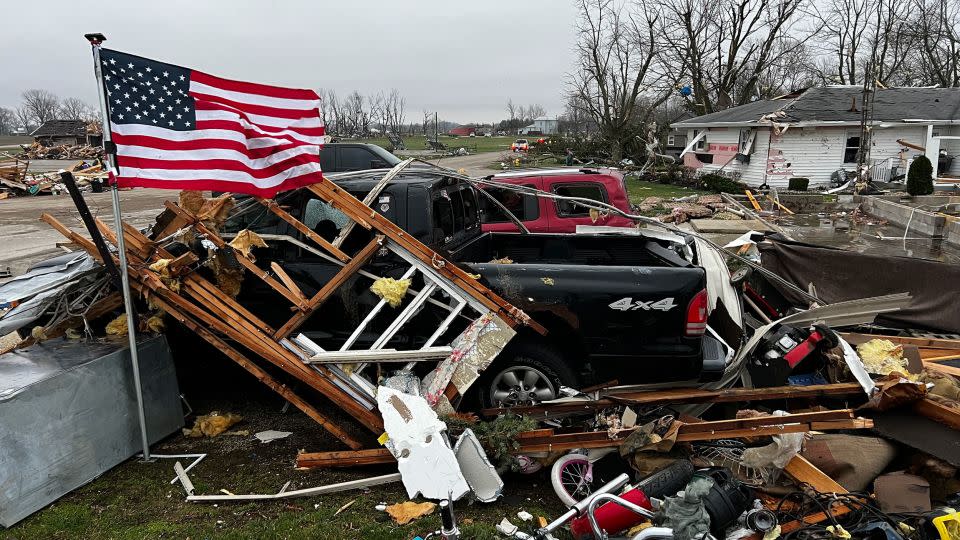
20 142 104 160
0 158 29 198
636 194 744 224
2 160 959 538
1 160 108 197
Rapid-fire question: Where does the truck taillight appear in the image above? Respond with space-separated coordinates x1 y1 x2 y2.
685 289 708 336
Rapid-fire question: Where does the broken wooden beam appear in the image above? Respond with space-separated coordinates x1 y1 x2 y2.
296 448 395 469
481 382 879 418
512 410 870 453
913 398 960 430
274 234 384 339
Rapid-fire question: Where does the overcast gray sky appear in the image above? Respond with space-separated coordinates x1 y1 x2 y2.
0 0 577 125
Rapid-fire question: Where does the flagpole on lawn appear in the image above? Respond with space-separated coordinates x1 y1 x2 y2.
85 33 152 462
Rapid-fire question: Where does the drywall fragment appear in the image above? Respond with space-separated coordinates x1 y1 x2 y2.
454 428 504 503
496 517 519 535
254 430 292 443
377 386 469 500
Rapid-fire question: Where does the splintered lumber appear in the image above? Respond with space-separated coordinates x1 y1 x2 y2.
840 332 960 348
512 410 871 453
924 360 960 377
307 181 545 334
296 448 395 469
162 201 308 310
43 212 379 446
777 455 852 533
274 235 384 339
480 382 878 418
744 190 762 211
256 197 350 262
913 398 960 430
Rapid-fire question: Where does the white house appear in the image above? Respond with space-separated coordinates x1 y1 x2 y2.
519 117 559 135
671 87 960 188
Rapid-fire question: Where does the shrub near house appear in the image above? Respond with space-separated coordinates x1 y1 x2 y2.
907 155 934 196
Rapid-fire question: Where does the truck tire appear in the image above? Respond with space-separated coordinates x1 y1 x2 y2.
635 459 695 500
478 341 578 409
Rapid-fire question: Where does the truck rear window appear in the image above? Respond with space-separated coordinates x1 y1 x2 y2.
481 185 539 223
554 183 607 217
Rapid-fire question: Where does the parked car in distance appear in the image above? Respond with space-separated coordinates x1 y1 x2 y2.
511 139 530 152
479 168 638 234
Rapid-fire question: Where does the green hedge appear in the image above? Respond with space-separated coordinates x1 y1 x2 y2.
700 173 746 194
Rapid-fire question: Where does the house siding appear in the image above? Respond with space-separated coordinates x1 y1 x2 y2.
685 125 933 187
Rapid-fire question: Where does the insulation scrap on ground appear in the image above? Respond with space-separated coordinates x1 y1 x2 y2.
385 501 436 525
228 229 268 260
183 411 243 438
370 277 412 308
857 339 908 375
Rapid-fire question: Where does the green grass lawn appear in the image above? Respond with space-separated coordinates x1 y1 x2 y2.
625 175 709 203
350 134 517 154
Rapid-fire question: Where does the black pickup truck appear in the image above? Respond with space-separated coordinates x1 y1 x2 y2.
226 168 727 407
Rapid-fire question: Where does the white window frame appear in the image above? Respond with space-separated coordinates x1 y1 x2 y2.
843 131 861 164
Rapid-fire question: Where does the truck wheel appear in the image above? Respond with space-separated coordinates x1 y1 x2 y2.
480 342 577 409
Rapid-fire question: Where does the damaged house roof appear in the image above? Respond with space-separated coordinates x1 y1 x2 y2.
29 119 89 138
673 87 960 128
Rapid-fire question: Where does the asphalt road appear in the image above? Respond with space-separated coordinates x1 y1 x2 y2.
1 153 502 278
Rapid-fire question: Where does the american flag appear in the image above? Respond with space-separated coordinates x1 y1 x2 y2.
98 49 324 197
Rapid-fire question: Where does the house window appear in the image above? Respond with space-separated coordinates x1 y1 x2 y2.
667 135 676 146
843 132 861 163
738 129 755 154
694 130 707 151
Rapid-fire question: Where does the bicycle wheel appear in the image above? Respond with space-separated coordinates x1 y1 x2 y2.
551 453 594 507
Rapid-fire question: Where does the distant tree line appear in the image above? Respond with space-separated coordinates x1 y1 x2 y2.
0 90 97 135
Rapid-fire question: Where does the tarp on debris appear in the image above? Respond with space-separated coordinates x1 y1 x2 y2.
759 238 960 334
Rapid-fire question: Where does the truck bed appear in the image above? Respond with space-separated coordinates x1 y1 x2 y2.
449 231 688 268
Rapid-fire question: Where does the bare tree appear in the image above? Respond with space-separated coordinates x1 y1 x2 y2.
660 0 808 113
14 106 34 133
808 0 915 85
526 104 547 119
383 89 406 134
0 107 15 135
570 0 675 160
21 89 61 126
909 0 960 87
367 92 386 133
506 99 517 120
342 91 368 135
58 97 95 121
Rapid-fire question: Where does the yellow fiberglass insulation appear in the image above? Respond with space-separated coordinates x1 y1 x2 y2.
228 229 268 259
857 339 908 375
369 277 412 308
105 313 128 335
182 411 243 438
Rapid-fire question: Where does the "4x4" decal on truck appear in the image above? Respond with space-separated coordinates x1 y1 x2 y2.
608 297 678 312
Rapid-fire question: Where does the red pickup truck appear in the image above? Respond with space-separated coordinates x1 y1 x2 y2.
480 168 637 233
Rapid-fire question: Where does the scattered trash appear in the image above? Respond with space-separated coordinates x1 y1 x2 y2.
182 412 243 438
254 430 292 443
385 501 436 525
